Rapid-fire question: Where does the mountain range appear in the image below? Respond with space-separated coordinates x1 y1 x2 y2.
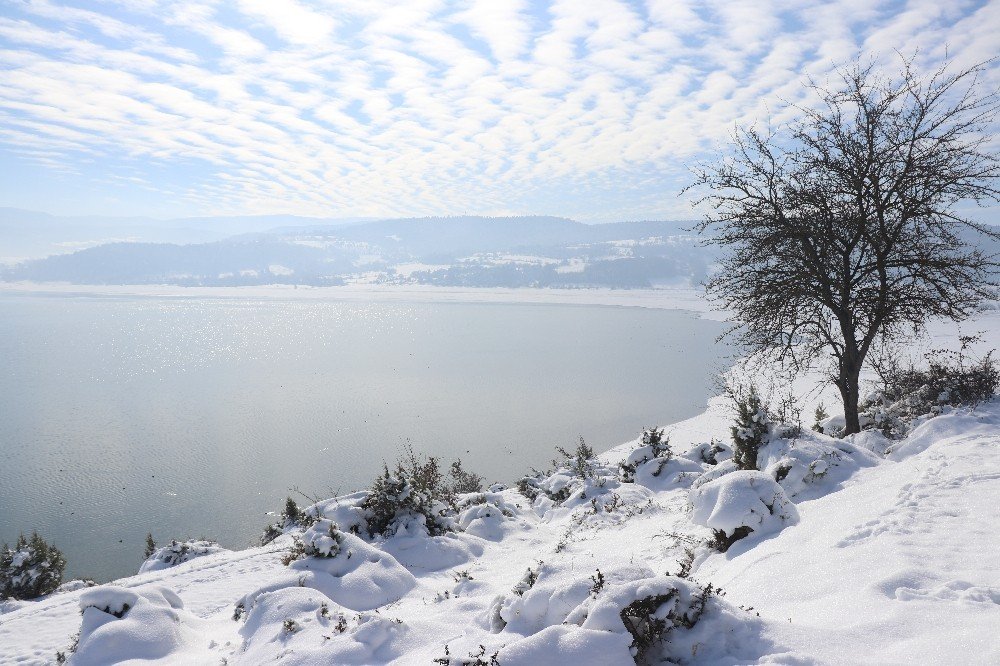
1 212 712 289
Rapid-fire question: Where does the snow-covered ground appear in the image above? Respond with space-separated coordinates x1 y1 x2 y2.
1 309 997 665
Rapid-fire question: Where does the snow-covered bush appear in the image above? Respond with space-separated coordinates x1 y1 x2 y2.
73 586 204 664
516 437 608 505
556 436 597 479
688 439 732 466
236 587 406 665
282 519 344 565
0 532 66 600
619 427 672 483
138 539 228 573
456 492 522 541
864 345 999 438
261 496 319 546
237 524 416 614
757 430 883 501
55 578 97 594
690 470 798 551
563 575 717 665
728 385 772 470
485 561 568 634
360 451 481 538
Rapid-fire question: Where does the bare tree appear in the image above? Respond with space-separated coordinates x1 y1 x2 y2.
690 56 999 434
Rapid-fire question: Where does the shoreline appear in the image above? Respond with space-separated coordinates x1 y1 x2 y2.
0 281 726 320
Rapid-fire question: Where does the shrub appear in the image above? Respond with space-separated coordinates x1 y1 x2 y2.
812 404 829 433
143 533 156 560
619 583 715 664
361 449 479 538
691 439 729 466
261 496 319 546
554 436 597 479
0 532 66 600
449 459 484 494
728 385 771 470
434 644 500 666
866 337 999 437
282 520 344 565
511 561 543 597
619 427 672 482
690 470 798 552
139 539 226 573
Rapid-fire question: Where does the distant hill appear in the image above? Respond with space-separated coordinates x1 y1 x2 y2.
0 208 372 263
1 215 710 289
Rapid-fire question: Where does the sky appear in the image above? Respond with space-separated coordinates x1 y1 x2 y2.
0 0 997 222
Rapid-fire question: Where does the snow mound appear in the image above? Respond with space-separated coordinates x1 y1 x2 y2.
457 492 530 541
690 470 798 543
240 521 415 613
887 406 1000 460
486 561 594 635
72 585 210 664
631 456 705 490
379 526 482 572
492 572 761 665
235 586 405 665
495 625 632 665
757 430 883 501
138 539 229 573
311 491 371 536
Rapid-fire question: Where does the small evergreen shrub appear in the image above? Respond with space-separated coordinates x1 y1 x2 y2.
517 437 602 502
812 403 829 433
619 427 672 482
140 539 225 572
728 385 771 470
0 532 66 600
283 520 344 565
554 436 597 479
261 496 319 546
620 583 716 664
361 449 481 538
143 533 156 560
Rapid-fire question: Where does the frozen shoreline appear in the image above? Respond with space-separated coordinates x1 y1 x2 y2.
0 281 725 319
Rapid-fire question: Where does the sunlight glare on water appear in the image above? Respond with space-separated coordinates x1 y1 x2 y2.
0 295 731 582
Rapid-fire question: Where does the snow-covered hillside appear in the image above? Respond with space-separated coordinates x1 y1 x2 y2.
2 319 998 665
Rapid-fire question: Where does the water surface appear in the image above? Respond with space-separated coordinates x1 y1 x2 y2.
0 295 731 581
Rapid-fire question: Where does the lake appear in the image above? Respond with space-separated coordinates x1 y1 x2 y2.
0 294 731 582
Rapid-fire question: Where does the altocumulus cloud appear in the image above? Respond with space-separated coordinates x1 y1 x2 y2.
0 0 997 220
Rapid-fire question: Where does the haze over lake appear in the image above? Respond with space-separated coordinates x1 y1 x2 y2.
0 294 730 581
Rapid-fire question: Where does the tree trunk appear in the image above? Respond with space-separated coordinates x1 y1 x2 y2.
838 352 863 435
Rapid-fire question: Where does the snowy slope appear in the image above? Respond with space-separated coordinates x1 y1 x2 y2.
1 317 998 665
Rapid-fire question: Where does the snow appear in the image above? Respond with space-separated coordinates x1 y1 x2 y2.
73 586 212 665
690 471 798 542
1 308 997 664
139 540 229 573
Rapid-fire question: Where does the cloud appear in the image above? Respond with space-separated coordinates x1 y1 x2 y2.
0 0 996 221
